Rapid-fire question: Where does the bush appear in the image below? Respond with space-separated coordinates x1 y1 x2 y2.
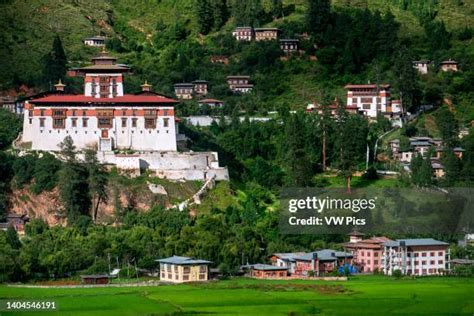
392 269 402 279
362 167 379 180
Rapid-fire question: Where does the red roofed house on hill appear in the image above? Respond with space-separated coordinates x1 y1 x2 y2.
22 51 178 152
20 51 229 181
344 84 393 119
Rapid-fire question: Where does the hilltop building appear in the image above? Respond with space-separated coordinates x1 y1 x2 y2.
156 256 211 283
20 51 229 181
192 80 208 96
174 83 194 100
254 28 280 41
382 239 450 276
0 96 16 113
280 39 299 53
83 36 106 47
413 60 430 74
198 99 224 108
344 84 392 118
209 55 229 64
227 75 253 93
440 60 459 72
232 27 253 41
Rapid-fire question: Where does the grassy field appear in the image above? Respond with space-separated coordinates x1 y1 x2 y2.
0 276 473 315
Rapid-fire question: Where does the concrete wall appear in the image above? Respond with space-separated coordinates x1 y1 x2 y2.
98 151 229 181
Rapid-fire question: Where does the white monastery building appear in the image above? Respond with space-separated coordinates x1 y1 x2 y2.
345 84 392 118
21 51 229 181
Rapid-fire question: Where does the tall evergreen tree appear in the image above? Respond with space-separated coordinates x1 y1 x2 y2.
271 0 283 19
282 112 313 186
393 46 420 112
442 151 461 187
306 0 331 41
84 149 108 223
196 0 214 34
212 0 229 29
435 107 459 149
42 35 67 88
58 137 91 224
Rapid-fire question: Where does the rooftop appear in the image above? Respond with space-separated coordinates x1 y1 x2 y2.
28 94 178 105
246 264 288 271
344 84 390 89
383 238 449 247
155 255 211 265
296 249 353 261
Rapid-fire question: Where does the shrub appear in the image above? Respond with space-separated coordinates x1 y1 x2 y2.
392 269 402 279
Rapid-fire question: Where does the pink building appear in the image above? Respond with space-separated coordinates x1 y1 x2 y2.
293 249 353 276
344 234 392 273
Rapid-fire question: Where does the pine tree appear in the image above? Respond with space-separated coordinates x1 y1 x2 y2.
435 107 459 149
212 0 229 30
58 137 91 224
306 0 331 41
43 35 67 88
393 46 420 112
84 149 108 223
442 151 461 187
271 0 283 19
196 0 214 34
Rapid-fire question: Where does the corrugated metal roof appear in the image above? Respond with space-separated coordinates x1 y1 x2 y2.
383 238 448 247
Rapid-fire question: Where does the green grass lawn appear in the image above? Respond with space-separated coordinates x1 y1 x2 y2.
0 276 473 315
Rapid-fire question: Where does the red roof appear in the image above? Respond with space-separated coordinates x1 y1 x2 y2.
199 98 224 103
344 84 390 89
29 94 178 105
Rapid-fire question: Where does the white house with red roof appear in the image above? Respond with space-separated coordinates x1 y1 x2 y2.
20 51 229 181
22 51 178 152
345 84 391 118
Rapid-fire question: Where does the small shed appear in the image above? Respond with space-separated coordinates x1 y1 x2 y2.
80 274 110 285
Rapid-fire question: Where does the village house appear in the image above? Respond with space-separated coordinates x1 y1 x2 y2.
293 249 353 276
83 36 106 47
254 28 280 41
344 84 391 118
0 214 29 235
209 55 229 64
192 80 208 96
20 50 229 181
156 256 211 283
344 233 392 273
280 39 299 53
227 75 253 93
243 264 288 279
400 150 414 163
413 60 430 74
382 239 450 276
232 26 254 41
269 252 305 274
174 83 194 100
198 99 224 108
306 101 360 116
440 60 459 72
0 96 16 113
431 159 445 178
389 139 400 156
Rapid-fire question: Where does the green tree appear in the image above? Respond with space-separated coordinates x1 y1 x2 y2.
281 113 313 186
435 107 459 149
58 137 91 224
306 0 331 40
271 0 283 19
84 149 108 223
6 225 21 249
196 0 214 34
442 151 461 187
42 35 67 88
212 0 229 29
393 46 420 112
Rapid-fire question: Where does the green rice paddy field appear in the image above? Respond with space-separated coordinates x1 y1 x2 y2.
0 276 473 315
